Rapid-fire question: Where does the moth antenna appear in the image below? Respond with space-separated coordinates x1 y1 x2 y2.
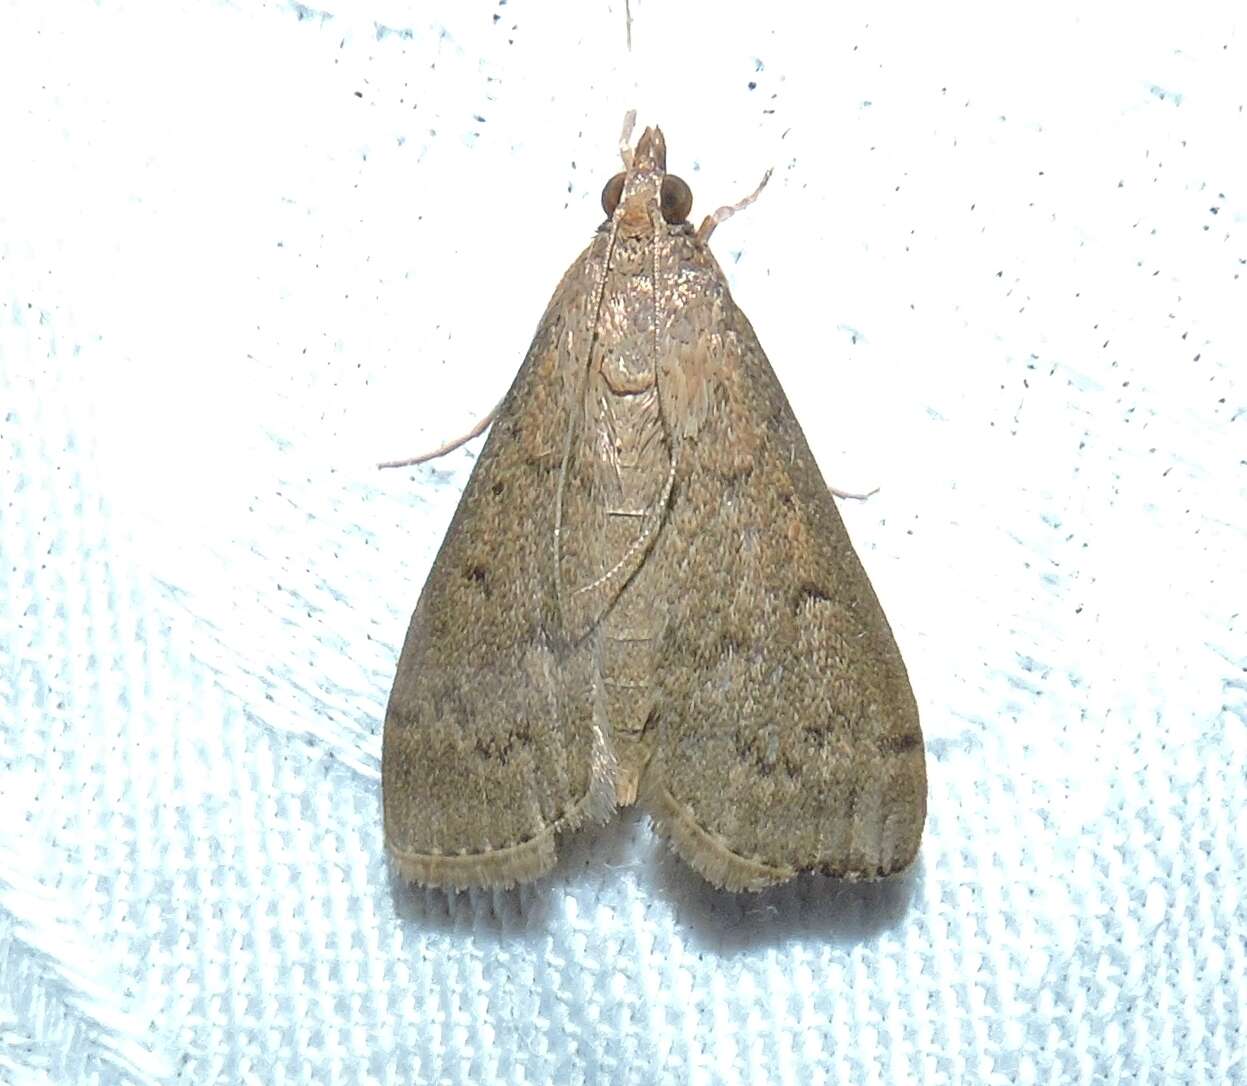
618 110 638 168
696 167 774 243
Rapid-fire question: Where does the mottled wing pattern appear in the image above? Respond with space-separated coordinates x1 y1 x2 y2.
640 257 926 891
381 259 616 890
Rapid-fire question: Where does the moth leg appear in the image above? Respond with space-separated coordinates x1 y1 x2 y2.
828 482 880 501
377 404 500 469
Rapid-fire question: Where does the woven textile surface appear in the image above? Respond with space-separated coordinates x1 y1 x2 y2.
1 3 1244 1083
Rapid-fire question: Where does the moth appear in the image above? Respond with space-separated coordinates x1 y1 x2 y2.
382 119 926 892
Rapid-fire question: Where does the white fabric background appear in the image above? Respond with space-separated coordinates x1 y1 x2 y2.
1 2 1245 1083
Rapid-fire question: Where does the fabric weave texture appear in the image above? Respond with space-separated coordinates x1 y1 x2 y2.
1 2 1244 1083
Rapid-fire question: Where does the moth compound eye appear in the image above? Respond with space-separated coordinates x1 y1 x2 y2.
660 175 693 223
601 173 626 216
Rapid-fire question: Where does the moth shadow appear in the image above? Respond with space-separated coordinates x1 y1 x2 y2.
386 814 923 951
647 841 926 953
387 861 556 942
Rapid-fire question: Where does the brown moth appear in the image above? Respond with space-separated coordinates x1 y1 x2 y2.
382 119 926 892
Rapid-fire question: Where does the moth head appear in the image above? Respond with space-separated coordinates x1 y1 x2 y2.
633 125 667 172
602 125 694 229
